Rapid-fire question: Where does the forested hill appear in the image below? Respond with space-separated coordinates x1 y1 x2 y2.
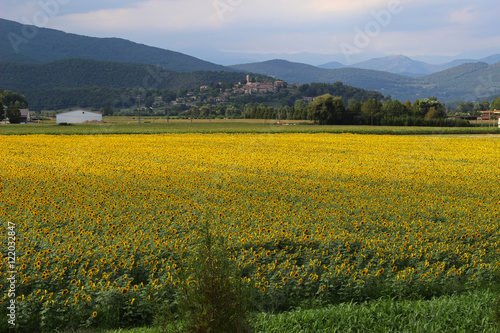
0 18 233 72
231 60 500 102
230 60 421 100
0 59 248 91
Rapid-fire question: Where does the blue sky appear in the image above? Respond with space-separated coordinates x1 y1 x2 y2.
2 0 500 65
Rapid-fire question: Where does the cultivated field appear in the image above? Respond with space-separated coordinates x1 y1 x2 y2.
1 117 500 135
1 132 499 331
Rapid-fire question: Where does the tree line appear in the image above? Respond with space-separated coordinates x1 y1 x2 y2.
454 97 500 114
244 95 470 127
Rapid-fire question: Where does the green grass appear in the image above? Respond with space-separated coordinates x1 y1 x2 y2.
253 290 498 333
59 289 498 333
1 118 500 135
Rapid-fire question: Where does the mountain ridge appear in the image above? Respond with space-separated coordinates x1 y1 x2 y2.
0 18 235 72
230 60 500 102
317 54 500 76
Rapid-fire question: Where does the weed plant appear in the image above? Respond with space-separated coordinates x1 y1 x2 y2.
154 219 253 333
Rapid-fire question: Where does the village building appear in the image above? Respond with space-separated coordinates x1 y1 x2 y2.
480 110 500 120
242 75 277 94
20 109 31 123
56 110 102 124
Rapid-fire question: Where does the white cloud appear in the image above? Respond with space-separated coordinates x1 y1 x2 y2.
449 6 477 24
1 0 499 59
49 0 223 34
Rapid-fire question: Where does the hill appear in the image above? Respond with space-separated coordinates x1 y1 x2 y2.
231 60 422 100
0 58 247 92
0 18 233 72
0 58 253 110
421 62 500 101
347 55 435 77
317 61 345 70
231 60 500 102
318 54 500 77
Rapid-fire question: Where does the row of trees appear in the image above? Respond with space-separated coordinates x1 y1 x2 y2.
454 97 500 114
244 95 469 127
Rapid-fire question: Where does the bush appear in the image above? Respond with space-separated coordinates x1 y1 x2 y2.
155 219 253 333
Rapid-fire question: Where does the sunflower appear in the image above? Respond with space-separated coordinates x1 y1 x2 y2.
61 289 69 296
93 311 97 318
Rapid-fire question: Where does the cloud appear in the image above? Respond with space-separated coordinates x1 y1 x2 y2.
49 0 223 34
1 0 499 59
449 6 477 24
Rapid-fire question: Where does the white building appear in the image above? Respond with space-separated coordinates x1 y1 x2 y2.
56 110 102 124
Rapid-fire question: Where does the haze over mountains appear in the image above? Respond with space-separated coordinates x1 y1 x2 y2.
1 18 499 103
319 54 500 77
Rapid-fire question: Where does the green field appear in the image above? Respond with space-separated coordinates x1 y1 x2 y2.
1 117 500 135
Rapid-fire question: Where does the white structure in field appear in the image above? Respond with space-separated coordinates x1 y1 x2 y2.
56 110 102 124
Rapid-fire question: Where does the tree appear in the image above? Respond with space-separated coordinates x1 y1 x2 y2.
404 100 412 111
308 94 344 125
418 98 446 118
491 97 500 111
361 99 382 125
199 105 211 119
382 99 406 118
424 107 442 120
0 100 4 121
101 106 114 116
6 106 21 124
0 90 28 108
456 101 474 114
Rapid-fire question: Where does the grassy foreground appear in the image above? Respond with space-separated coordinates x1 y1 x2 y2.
67 289 498 332
1 118 500 135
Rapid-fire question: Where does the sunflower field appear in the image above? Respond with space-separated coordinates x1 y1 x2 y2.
1 133 499 331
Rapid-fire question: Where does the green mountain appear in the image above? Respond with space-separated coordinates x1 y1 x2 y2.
348 55 435 77
0 58 253 110
231 60 500 102
0 18 233 72
318 54 500 76
0 58 247 92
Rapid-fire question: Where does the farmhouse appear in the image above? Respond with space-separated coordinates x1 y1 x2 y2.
20 109 31 123
56 110 102 124
479 110 500 120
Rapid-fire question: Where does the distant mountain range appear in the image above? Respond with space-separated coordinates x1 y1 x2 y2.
1 18 500 103
318 54 500 77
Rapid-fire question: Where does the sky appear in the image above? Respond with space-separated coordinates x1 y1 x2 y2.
1 0 500 65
